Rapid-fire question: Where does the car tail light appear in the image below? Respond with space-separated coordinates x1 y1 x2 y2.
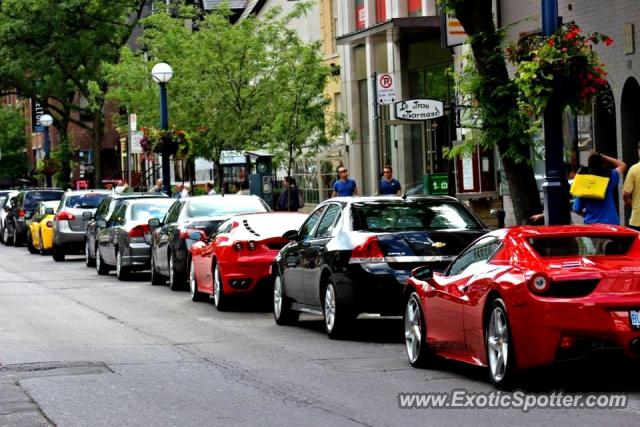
18 208 25 219
527 273 551 295
349 236 385 264
233 241 243 251
559 336 576 349
56 211 75 221
129 224 151 242
45 221 53 228
248 241 256 251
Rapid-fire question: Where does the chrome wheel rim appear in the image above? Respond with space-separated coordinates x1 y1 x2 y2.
324 284 336 332
189 260 197 297
169 256 174 286
116 251 122 277
273 275 282 319
404 296 422 364
85 241 90 262
96 248 101 272
487 306 509 382
213 264 221 306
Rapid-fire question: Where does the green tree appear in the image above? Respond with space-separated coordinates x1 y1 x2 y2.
0 0 147 187
107 2 345 191
0 105 29 180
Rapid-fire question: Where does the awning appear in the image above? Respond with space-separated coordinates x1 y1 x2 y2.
336 16 441 46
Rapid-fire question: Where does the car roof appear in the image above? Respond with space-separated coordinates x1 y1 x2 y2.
124 198 175 205
329 195 461 203
62 190 111 196
110 192 169 199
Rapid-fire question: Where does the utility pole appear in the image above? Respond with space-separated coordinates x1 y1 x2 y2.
541 0 571 225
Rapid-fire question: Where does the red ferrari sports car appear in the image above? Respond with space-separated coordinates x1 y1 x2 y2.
189 212 308 310
403 225 640 387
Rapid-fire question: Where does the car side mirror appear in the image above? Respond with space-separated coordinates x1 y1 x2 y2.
82 211 93 220
282 230 299 241
148 218 160 230
411 265 433 281
188 231 203 241
96 219 107 228
45 208 55 215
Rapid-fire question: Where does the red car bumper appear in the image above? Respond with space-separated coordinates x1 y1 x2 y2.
509 291 640 369
219 255 274 296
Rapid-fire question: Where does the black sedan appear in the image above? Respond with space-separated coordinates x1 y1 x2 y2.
149 195 270 291
84 193 168 267
272 196 488 338
95 198 175 280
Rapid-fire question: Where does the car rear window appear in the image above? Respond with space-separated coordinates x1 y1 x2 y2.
25 191 63 210
352 200 483 232
64 193 108 209
130 201 173 222
528 236 635 257
186 197 269 218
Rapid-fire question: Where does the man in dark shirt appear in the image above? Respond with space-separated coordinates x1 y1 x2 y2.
379 165 401 195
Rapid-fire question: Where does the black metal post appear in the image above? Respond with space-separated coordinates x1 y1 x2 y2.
159 82 171 197
541 0 570 225
44 126 52 188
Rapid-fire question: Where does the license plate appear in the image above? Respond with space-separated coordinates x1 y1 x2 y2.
630 310 640 329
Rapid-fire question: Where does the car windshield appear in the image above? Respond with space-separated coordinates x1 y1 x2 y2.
352 200 483 232
528 235 635 257
186 197 269 218
65 193 108 209
130 201 173 222
41 201 60 213
25 191 63 210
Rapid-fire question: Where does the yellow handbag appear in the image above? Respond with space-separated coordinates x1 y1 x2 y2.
570 172 610 200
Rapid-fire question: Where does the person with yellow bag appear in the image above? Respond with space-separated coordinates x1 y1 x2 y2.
572 151 626 225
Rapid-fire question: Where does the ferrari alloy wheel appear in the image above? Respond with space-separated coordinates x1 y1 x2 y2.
323 279 351 339
486 298 515 388
52 243 65 262
116 250 130 281
273 271 299 325
26 231 38 254
96 247 109 275
404 293 431 367
213 263 230 311
85 239 96 267
150 252 164 286
189 260 205 302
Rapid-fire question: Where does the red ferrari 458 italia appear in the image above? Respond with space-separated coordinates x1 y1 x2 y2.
189 212 308 310
403 225 640 387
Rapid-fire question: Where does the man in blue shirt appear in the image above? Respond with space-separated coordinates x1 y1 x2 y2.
332 167 359 197
379 165 401 195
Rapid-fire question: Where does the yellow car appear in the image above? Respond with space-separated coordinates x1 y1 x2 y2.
27 200 60 255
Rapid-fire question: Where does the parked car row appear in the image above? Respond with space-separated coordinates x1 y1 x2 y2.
4 189 640 388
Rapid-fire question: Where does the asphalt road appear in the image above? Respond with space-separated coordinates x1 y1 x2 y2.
1 244 639 426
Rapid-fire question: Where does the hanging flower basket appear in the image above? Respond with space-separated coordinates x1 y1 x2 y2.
36 158 61 175
507 23 614 116
140 126 191 159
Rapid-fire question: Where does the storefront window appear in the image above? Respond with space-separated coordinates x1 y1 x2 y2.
355 0 365 30
408 0 422 16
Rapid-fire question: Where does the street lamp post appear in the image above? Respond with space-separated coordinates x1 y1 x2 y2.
541 0 571 225
40 114 53 188
151 62 173 197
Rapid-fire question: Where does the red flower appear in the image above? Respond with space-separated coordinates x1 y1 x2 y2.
603 37 614 46
548 39 555 47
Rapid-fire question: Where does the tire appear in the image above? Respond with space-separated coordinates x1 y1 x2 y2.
404 292 431 367
213 262 230 311
485 297 516 389
116 249 130 281
168 254 184 292
52 242 65 262
39 232 48 256
322 278 352 339
150 251 165 286
2 225 13 246
85 239 96 267
189 259 206 302
26 230 38 254
273 269 299 325
96 246 110 275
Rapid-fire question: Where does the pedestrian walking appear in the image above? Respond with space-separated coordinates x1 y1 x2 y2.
623 141 640 231
206 182 216 195
151 179 163 193
573 151 626 225
174 183 183 199
180 183 190 198
332 166 358 197
278 177 300 211
237 180 250 195
379 165 401 195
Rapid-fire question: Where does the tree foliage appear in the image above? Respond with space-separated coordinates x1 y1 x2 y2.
107 1 347 179
0 105 29 180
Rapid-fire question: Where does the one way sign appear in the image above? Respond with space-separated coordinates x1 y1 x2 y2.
377 73 395 105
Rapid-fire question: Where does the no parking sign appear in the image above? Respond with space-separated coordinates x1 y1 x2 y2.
377 73 396 105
